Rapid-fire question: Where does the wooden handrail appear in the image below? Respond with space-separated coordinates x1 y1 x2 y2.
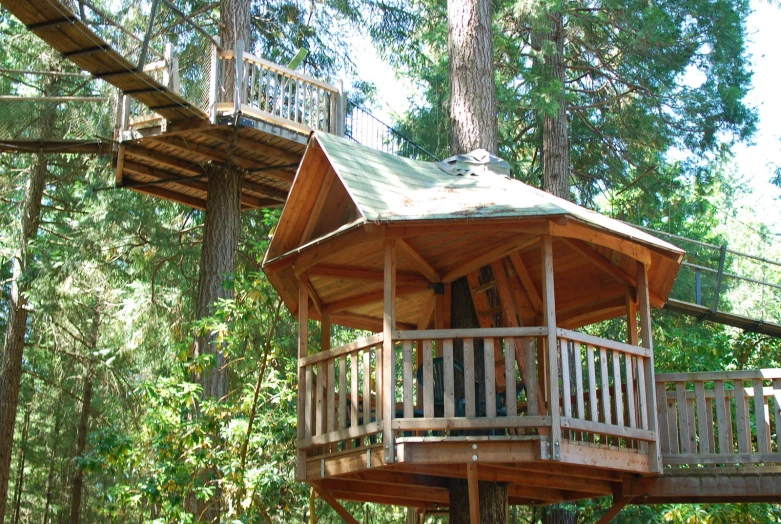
557 328 651 358
298 333 383 367
393 327 547 340
218 49 339 93
656 369 781 382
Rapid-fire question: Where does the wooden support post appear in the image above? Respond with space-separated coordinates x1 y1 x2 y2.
467 462 480 524
297 274 310 480
209 38 220 123
383 238 396 464
311 484 361 524
435 290 445 357
541 235 561 460
595 496 633 524
625 290 638 346
234 39 244 113
637 263 662 473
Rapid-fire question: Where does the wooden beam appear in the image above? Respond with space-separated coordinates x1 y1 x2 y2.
595 496 633 524
467 463 479 524
442 236 538 283
199 128 302 165
562 238 637 288
299 169 335 244
626 290 638 346
397 239 441 282
308 282 322 315
541 235 561 459
417 293 436 330
383 238 397 464
638 263 661 474
322 285 426 314
310 484 361 524
308 265 429 285
128 183 206 209
508 252 542 312
297 274 310 481
115 145 126 184
549 220 652 266
125 145 203 175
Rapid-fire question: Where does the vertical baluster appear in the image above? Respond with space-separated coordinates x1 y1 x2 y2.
735 380 750 453
667 394 680 455
287 74 293 120
625 354 636 429
675 382 690 453
484 338 496 418
305 366 313 438
402 341 413 418
443 339 455 418
363 350 371 429
636 358 648 430
713 380 731 454
695 381 709 453
656 382 670 454
316 362 325 436
294 79 301 123
755 379 770 454
526 340 538 416
350 352 359 429
464 339 476 418
774 378 781 451
613 352 624 429
685 397 696 454
327 359 335 433
587 345 598 423
505 338 517 417
574 342 585 421
264 67 273 113
560 339 572 419
423 340 434 418
706 397 715 454
339 357 346 430
599 348 611 426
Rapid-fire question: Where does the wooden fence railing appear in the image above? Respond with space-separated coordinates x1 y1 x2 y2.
557 329 657 451
214 42 344 135
656 369 781 467
298 334 383 450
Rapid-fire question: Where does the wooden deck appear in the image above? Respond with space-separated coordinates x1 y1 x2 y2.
297 330 781 509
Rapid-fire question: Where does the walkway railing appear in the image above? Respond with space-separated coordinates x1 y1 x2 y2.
656 369 781 467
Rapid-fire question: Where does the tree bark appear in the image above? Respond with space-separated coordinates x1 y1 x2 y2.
448 0 507 517
534 11 570 200
11 406 30 524
69 363 94 524
448 0 497 155
0 107 54 522
43 395 64 524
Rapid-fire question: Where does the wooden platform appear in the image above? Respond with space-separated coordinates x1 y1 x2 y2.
115 121 305 210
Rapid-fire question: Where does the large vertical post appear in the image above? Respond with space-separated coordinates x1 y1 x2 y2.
541 235 561 460
296 275 309 480
383 238 397 463
234 39 244 114
209 38 220 123
637 263 662 473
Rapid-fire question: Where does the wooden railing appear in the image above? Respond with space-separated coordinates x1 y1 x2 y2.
298 327 660 473
298 334 383 450
656 369 781 467
213 42 344 135
557 329 657 451
390 328 552 435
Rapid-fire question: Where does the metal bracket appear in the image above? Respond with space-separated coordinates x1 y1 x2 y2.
554 440 561 460
428 282 445 295
320 458 325 478
367 449 372 468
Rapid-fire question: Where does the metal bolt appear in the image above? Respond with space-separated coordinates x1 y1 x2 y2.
472 455 478 461
472 444 477 450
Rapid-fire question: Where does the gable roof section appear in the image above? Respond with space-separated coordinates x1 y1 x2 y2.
312 131 683 259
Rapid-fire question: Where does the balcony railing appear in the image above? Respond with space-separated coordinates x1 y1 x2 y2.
656 369 781 467
298 327 659 473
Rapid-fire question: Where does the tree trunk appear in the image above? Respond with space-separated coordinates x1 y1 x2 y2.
448 0 497 155
11 406 30 524
534 11 570 200
448 0 506 517
0 105 54 522
43 396 64 524
542 505 576 524
69 364 93 524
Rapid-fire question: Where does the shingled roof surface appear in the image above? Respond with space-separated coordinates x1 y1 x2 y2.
314 131 683 257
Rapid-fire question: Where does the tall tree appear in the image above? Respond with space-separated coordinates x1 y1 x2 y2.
446 0 508 519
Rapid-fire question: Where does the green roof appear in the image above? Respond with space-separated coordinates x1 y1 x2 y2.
314 131 683 255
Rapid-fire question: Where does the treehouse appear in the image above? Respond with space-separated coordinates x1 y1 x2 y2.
262 133 781 521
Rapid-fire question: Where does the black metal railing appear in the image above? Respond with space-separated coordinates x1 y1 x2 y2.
345 102 438 162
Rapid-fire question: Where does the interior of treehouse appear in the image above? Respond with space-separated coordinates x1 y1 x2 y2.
3 0 781 519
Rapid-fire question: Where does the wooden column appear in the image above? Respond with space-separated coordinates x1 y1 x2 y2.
625 289 638 346
383 238 397 463
637 263 662 473
467 463 480 523
541 235 561 460
296 274 309 480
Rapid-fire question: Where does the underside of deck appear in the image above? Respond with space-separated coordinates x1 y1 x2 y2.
115 116 306 210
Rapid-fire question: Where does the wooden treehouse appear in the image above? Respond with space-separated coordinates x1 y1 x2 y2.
262 132 781 521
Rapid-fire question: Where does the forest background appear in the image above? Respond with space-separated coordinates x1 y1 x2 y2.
1 0 781 521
